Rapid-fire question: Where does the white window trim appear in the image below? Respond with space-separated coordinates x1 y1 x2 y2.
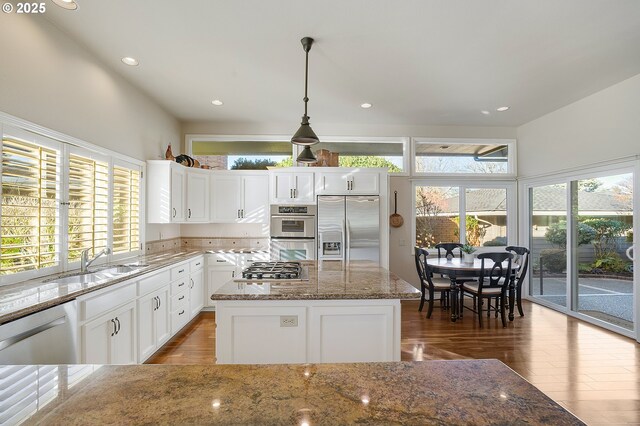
411 178 517 256
518 157 639 342
411 137 517 178
0 112 145 286
185 134 410 175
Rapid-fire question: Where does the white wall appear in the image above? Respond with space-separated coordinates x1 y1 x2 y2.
0 15 181 242
517 73 640 178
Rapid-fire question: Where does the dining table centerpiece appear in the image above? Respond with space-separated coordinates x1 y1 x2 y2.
461 244 477 263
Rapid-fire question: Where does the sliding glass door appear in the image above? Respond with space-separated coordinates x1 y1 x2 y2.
526 165 637 339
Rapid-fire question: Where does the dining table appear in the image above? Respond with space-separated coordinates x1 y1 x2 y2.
426 257 519 322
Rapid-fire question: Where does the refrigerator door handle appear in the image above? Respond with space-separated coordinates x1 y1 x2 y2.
345 218 350 263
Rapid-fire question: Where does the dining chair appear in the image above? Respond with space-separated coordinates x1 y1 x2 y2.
505 246 530 317
435 243 463 260
414 247 452 318
460 252 514 327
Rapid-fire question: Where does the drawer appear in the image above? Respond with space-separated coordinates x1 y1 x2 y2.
170 278 189 296
171 291 189 312
171 263 189 281
207 253 236 266
137 270 171 296
80 282 136 321
189 256 204 272
171 306 190 335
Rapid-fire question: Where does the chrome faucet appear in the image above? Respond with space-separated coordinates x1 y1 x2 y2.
81 247 112 272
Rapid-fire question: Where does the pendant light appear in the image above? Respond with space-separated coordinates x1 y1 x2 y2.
292 37 318 164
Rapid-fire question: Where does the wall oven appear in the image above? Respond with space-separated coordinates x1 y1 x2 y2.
270 204 316 260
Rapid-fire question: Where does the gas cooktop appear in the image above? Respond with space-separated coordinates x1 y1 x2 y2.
235 261 308 281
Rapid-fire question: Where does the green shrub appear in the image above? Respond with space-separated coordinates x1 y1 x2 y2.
483 236 507 247
540 249 566 273
545 221 596 248
592 254 627 273
578 263 593 273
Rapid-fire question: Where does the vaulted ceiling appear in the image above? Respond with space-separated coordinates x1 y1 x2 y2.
44 0 640 127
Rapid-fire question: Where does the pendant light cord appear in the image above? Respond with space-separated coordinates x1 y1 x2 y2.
303 48 309 118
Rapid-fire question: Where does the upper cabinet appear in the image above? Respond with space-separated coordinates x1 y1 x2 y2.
270 171 314 204
316 170 380 195
147 161 209 223
210 171 269 223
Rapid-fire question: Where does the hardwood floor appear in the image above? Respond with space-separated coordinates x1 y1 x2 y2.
148 301 640 425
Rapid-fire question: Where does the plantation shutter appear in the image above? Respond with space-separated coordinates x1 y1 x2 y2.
1 134 60 274
112 164 140 254
67 153 109 261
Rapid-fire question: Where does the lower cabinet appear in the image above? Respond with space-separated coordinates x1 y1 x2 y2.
82 300 137 364
189 268 205 317
206 267 235 307
215 299 400 365
137 286 170 363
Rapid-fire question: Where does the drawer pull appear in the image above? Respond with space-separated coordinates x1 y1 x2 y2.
178 282 185 287
179 310 185 316
178 269 185 273
179 295 185 301
195 262 201 266
216 260 226 263
110 319 116 337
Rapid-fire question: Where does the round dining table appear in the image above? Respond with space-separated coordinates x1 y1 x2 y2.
425 257 519 322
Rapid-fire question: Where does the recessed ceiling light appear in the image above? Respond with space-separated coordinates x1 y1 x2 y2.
481 110 491 115
496 106 510 112
121 57 139 66
211 100 224 106
52 0 78 10
360 103 372 109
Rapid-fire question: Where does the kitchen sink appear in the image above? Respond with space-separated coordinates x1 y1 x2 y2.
44 264 149 285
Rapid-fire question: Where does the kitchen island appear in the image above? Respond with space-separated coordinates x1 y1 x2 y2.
14 360 584 425
211 260 420 364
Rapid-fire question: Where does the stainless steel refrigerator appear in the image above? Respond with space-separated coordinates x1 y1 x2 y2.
317 196 380 263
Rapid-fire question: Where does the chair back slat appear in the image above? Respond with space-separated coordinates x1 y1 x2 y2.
414 247 439 289
477 252 514 290
506 246 530 284
435 243 463 260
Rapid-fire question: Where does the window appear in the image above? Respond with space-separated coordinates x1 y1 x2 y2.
67 153 109 261
413 181 515 250
1 132 60 275
112 164 140 254
0 123 143 283
309 139 407 173
190 139 292 170
413 138 515 176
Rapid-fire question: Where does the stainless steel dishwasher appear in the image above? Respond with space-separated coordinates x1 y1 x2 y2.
0 301 78 364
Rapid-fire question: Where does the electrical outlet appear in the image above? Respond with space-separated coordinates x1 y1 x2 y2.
280 315 298 327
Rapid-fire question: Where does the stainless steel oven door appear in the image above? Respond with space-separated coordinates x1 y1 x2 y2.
270 238 316 261
270 216 315 238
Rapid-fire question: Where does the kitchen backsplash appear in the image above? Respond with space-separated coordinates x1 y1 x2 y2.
145 237 269 254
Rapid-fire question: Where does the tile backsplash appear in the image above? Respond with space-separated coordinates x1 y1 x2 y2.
145 237 269 254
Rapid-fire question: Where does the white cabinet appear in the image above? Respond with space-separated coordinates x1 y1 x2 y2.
137 286 170 363
186 169 210 222
211 172 269 223
147 161 186 223
270 172 314 204
82 301 136 364
207 267 235 307
317 170 379 195
189 262 205 318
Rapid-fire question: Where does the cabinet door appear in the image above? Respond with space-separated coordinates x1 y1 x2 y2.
189 269 205 318
171 166 186 222
241 175 269 223
317 173 349 195
293 173 315 203
270 173 294 203
211 175 242 222
207 267 236 307
350 172 380 195
111 302 136 365
186 171 209 222
137 293 156 362
82 316 112 364
155 286 171 348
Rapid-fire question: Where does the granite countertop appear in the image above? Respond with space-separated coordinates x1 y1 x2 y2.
212 260 420 301
0 248 265 325
15 360 584 425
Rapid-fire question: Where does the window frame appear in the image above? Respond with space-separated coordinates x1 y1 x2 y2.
411 177 517 255
411 138 517 178
185 134 410 175
0 113 145 286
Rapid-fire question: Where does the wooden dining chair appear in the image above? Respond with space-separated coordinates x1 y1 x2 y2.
414 247 452 318
435 243 463 260
460 252 514 327
506 246 530 317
